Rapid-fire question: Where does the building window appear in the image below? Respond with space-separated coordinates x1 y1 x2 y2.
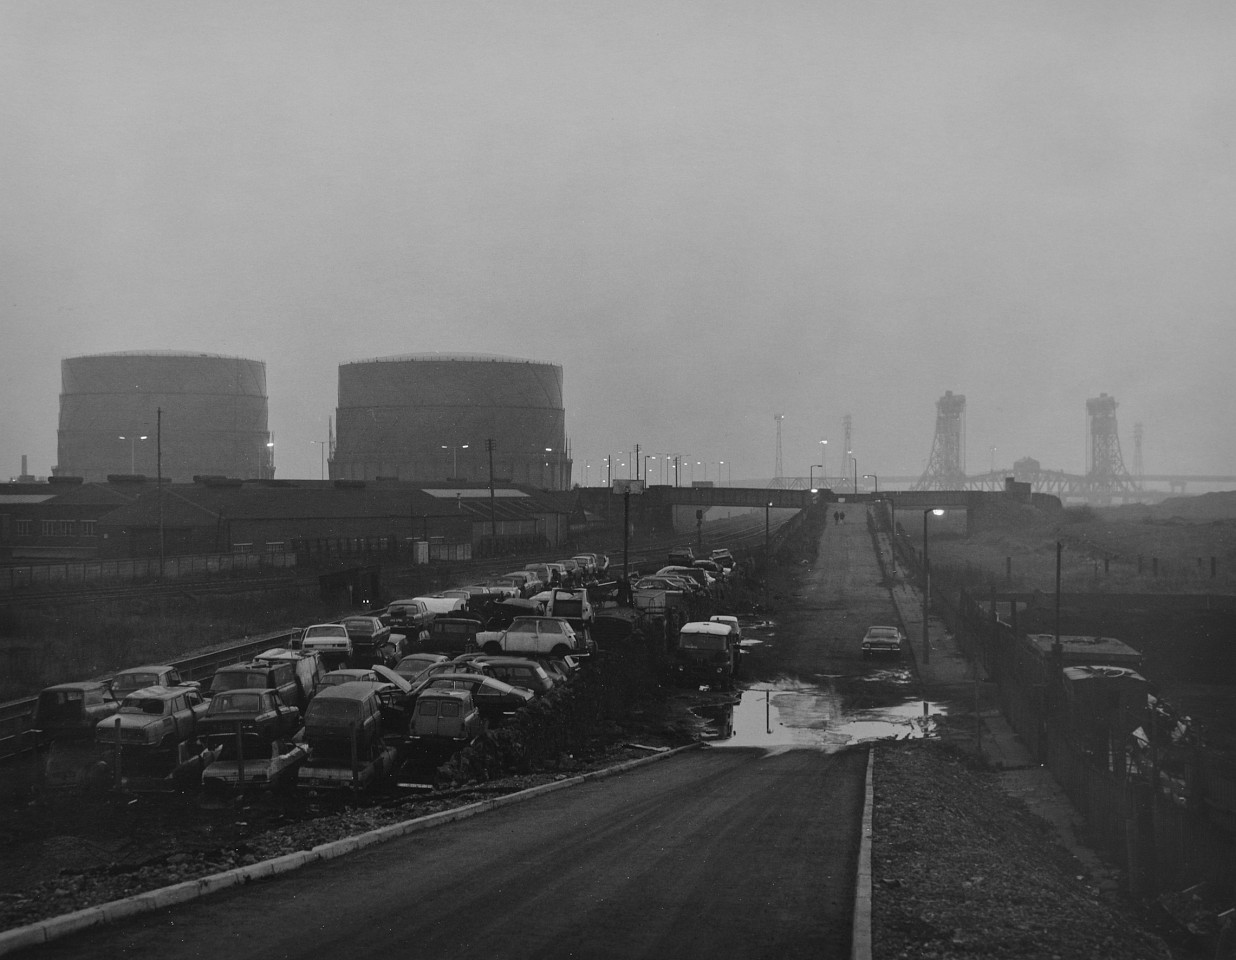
41 520 56 536
81 520 97 537
57 520 75 536
233 543 252 554
15 520 33 536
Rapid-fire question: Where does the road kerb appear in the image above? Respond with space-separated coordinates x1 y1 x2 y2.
851 744 875 960
0 740 704 957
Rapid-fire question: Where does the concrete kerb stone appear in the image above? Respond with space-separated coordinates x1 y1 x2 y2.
851 745 875 960
0 740 704 958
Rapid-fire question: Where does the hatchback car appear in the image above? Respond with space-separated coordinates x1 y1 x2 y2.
861 625 904 658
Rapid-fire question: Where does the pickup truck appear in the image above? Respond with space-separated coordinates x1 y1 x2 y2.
475 616 588 659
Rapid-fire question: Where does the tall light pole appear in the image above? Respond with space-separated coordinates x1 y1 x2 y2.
819 440 828 485
644 455 656 484
809 464 824 491
922 508 944 664
311 440 328 480
118 434 147 473
852 457 859 494
265 440 275 479
441 443 469 479
864 473 879 493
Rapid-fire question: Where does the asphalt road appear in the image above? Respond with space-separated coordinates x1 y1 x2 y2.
21 513 885 960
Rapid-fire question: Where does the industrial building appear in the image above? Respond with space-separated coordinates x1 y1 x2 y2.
330 354 572 490
54 352 273 482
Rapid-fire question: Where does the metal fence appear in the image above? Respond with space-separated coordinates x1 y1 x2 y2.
911 540 1236 900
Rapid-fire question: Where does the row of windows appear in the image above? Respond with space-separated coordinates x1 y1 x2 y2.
14 520 97 537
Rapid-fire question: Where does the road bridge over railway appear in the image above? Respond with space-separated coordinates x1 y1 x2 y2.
648 485 815 510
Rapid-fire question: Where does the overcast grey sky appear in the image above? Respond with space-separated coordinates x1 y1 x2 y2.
4 1 1235 485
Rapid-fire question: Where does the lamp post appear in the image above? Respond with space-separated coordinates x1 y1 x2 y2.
311 440 328 480
265 441 274 479
819 440 828 485
851 457 859 494
644 455 656 484
864 473 879 493
441 443 469 479
118 434 147 473
809 464 823 491
922 508 944 664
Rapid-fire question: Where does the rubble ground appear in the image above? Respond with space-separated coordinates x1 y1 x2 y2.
872 739 1185 960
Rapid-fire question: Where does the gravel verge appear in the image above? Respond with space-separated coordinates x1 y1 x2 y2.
872 739 1179 960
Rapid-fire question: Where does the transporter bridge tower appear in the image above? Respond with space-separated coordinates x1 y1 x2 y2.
913 391 967 490
1084 393 1140 503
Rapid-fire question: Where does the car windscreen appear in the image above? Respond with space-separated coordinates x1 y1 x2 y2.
213 672 269 692
679 635 727 651
304 626 347 638
113 673 160 693
305 700 363 722
120 696 166 715
208 691 265 714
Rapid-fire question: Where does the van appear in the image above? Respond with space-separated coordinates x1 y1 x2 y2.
674 621 741 688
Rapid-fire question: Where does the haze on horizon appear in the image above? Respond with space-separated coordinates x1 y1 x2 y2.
3 1 1235 487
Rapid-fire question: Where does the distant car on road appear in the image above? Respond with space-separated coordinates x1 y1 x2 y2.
861 625 904 659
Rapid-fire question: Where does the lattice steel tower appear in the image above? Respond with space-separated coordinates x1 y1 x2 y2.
913 391 967 490
1085 393 1139 501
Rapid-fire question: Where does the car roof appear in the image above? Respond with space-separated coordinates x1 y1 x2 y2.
426 673 523 694
114 664 176 675
312 682 382 701
120 684 189 700
418 688 473 702
679 621 734 636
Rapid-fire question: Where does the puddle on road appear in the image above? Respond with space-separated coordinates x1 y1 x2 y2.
695 685 946 753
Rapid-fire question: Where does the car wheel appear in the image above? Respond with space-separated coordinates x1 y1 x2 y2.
551 644 571 658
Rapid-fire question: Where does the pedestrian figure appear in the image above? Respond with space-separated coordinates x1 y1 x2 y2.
840 511 846 523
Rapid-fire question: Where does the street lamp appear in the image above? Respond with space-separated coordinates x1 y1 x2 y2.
311 440 328 480
441 443 469 479
819 440 828 484
851 457 859 494
809 464 824 492
118 435 148 473
265 440 274 478
922 508 945 664
644 455 656 483
864 473 879 493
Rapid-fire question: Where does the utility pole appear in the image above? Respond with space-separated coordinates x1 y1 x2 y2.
157 407 164 577
486 439 497 545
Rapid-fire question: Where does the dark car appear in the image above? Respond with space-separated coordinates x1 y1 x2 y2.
392 654 450 684
471 657 556 697
33 682 119 742
412 673 533 726
200 686 304 741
